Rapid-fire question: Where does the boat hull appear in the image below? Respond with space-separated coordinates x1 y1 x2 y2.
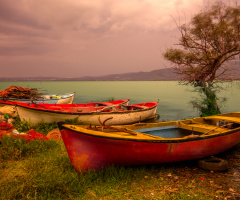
16 101 157 125
59 126 240 172
44 92 75 104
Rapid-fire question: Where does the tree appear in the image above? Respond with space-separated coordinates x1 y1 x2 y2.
163 1 240 116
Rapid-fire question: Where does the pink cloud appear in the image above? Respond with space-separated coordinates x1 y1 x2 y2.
0 0 205 77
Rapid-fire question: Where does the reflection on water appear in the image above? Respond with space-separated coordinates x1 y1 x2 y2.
1 81 240 121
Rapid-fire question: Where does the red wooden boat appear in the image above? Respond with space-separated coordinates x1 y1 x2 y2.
57 112 240 172
0 99 129 121
15 101 157 125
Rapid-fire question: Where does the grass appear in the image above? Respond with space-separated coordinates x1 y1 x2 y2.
1 121 239 199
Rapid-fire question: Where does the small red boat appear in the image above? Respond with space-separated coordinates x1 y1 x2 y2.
58 112 240 172
15 100 157 125
0 99 129 121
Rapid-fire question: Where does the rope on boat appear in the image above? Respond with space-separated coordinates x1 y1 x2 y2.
32 103 48 109
96 117 138 135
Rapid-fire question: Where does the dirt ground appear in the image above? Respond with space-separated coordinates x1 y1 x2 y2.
165 143 240 199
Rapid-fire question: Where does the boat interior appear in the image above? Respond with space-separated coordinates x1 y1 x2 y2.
82 112 240 139
138 113 240 138
30 103 150 113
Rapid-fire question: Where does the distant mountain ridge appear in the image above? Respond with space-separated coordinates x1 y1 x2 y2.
0 68 181 81
0 65 240 81
68 68 182 81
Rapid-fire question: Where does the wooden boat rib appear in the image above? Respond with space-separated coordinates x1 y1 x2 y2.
15 100 157 125
57 112 240 172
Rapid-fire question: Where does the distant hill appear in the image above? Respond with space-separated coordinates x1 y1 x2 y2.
0 68 181 81
65 68 182 81
0 65 239 81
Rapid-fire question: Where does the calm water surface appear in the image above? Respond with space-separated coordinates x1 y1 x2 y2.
1 81 240 121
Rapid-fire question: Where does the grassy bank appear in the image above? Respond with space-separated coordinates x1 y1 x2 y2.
1 122 240 199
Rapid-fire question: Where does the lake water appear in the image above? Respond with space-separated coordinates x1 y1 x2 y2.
1 81 240 121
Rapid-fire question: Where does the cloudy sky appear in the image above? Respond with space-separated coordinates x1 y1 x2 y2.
0 0 207 78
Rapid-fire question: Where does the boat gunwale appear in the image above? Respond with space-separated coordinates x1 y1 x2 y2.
13 98 129 107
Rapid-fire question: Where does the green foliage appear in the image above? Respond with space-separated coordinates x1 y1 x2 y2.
65 117 83 125
103 97 115 102
13 118 34 133
190 97 221 117
34 121 58 135
190 82 226 117
163 48 196 64
12 118 58 135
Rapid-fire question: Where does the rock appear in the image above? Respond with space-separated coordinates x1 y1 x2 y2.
0 105 18 118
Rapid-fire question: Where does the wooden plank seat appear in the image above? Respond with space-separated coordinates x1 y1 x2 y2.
204 116 240 124
179 121 227 134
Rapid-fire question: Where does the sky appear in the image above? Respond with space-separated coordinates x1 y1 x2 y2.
0 0 208 78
